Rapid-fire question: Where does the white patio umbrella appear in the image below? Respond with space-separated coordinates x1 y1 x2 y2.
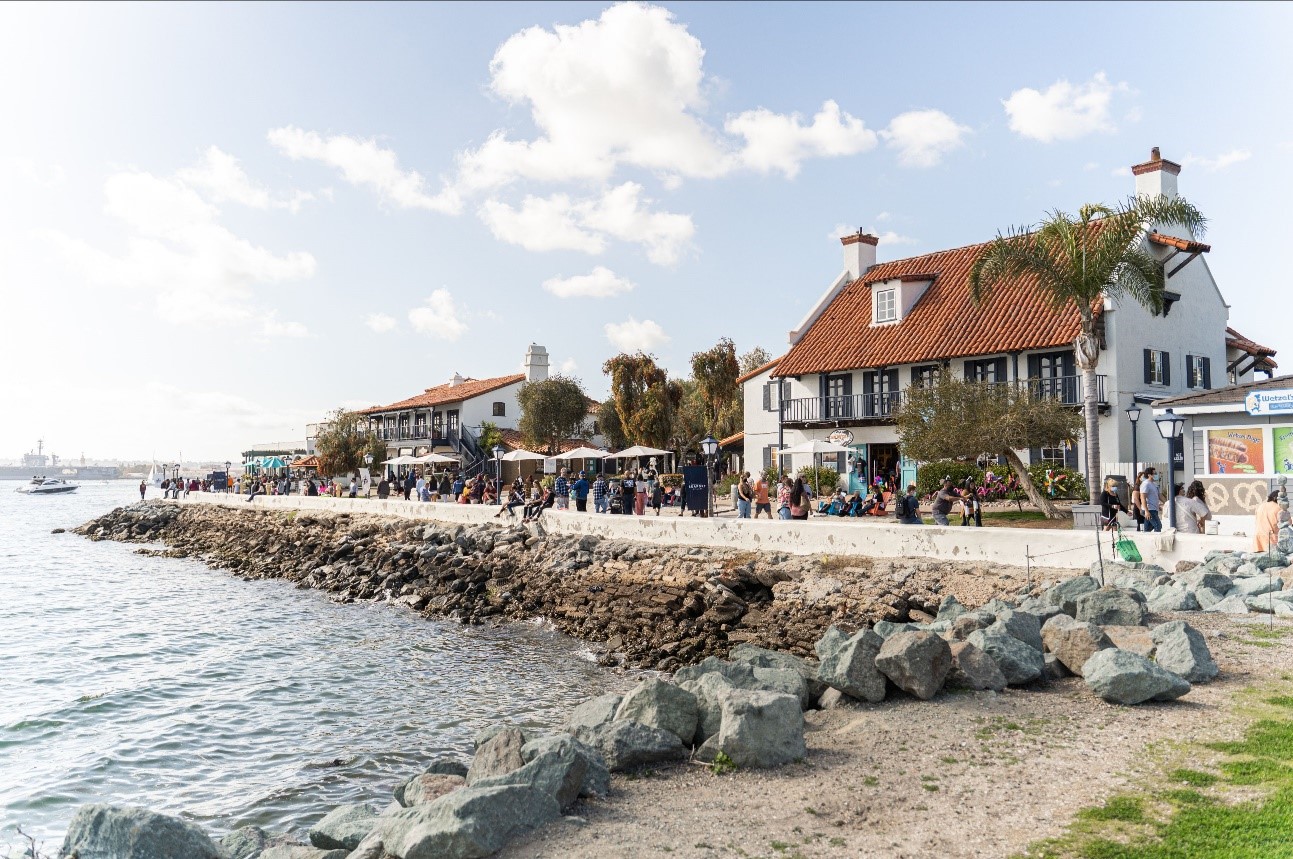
777 439 852 500
612 444 669 458
413 452 459 464
501 449 547 462
555 446 610 460
382 455 419 465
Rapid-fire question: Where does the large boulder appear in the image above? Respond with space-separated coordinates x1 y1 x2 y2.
1146 585 1200 613
1194 587 1227 610
1205 595 1251 615
1103 625 1156 658
1074 587 1147 626
1228 576 1285 598
221 826 282 859
562 693 622 734
1174 569 1232 593
967 628 1044 686
679 671 736 744
399 774 467 807
309 804 378 851
874 631 952 700
945 613 994 642
260 847 347 859
466 727 526 785
60 805 224 859
814 625 851 661
873 620 921 639
1150 621 1219 683
1040 615 1112 676
935 594 967 623
1043 576 1099 615
989 609 1044 652
579 720 687 772
946 641 1007 692
816 628 887 703
1082 648 1191 704
697 689 805 768
355 784 559 859
522 733 610 799
473 738 588 810
614 678 699 745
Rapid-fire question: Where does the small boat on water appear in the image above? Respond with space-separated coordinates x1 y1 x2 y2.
16 477 78 495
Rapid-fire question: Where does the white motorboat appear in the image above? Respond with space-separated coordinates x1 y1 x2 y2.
16 477 78 494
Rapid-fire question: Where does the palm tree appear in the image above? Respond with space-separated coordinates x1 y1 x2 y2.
969 195 1206 505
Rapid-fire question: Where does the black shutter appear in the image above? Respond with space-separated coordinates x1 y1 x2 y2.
781 380 791 401
1027 354 1041 378
862 372 875 396
886 368 899 390
763 446 772 469
993 357 1008 382
1202 357 1212 389
964 361 975 381
762 383 771 411
1065 443 1078 470
836 452 846 471
1185 354 1195 388
1162 352 1171 386
1143 349 1153 384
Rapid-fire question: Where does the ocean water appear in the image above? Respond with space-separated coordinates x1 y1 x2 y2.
0 481 618 854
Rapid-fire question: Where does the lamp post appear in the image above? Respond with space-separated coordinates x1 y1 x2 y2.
364 453 374 498
1125 403 1141 480
700 435 718 519
492 444 505 506
1154 408 1185 528
224 460 231 493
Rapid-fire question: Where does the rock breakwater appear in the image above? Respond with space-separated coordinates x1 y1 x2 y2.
76 502 1034 671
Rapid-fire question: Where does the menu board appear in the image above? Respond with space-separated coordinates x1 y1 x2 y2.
1274 426 1293 474
1206 428 1264 475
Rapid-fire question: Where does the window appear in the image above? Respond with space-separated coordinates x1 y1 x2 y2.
1038 444 1067 464
762 381 781 412
1143 349 1170 385
965 358 1007 383
911 364 940 387
874 288 897 323
763 445 775 470
492 401 506 417
825 373 852 418
1186 354 1211 389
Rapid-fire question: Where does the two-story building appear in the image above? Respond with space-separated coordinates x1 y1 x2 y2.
742 148 1275 492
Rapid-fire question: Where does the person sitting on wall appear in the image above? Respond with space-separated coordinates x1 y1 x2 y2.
523 486 556 522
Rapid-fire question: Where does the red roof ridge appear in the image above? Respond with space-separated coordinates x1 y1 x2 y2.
736 355 785 385
363 372 525 415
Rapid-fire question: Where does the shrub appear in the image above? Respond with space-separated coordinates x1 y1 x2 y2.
797 465 843 495
1027 463 1088 500
915 460 985 498
915 458 1087 503
659 472 683 488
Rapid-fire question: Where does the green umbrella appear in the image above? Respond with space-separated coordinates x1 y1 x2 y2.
260 456 287 468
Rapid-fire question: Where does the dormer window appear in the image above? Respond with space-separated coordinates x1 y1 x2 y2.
875 288 897 323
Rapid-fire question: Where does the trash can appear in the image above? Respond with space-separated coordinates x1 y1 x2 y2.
1071 503 1102 531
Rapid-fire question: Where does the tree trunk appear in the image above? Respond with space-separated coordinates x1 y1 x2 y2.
1004 447 1063 519
1074 329 1102 505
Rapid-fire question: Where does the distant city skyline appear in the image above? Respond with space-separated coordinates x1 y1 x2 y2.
2 2 1289 460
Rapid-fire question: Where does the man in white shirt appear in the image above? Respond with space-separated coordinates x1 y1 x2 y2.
1175 480 1212 533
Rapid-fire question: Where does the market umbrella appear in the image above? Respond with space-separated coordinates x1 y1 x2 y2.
777 439 851 500
413 452 459 464
260 456 287 469
612 444 669 458
555 446 610 460
501 449 547 462
382 455 418 465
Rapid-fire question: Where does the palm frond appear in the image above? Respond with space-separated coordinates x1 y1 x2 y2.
1106 248 1165 314
969 229 1063 305
1123 194 1208 238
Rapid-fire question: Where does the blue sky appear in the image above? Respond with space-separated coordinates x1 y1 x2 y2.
1 1 1289 461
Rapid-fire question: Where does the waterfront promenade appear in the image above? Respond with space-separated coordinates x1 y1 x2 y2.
179 493 1240 572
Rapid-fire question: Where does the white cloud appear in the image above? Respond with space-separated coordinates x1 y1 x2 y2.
559 358 579 374
1110 166 1131 178
365 312 397 332
543 266 635 299
605 317 669 352
1181 149 1252 172
881 110 970 167
726 100 877 177
260 315 309 338
177 146 314 212
269 126 461 213
480 183 693 264
0 156 65 188
874 211 891 222
45 167 315 328
407 289 467 340
1003 72 1129 142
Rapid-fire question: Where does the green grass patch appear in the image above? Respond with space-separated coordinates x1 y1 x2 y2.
1267 696 1293 709
1076 796 1146 823
1168 768 1219 787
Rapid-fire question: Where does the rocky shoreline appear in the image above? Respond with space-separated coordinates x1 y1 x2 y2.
74 501 1042 671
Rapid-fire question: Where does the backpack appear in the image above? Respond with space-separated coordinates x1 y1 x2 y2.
895 494 909 518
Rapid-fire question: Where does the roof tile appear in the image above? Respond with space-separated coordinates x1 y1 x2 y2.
363 373 525 415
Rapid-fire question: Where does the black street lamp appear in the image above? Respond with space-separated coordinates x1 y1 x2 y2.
1154 408 1186 527
224 460 232 493
700 435 718 519
364 453 374 498
1125 403 1141 480
492 444 505 505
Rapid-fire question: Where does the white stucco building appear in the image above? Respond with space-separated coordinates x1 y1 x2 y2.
741 148 1275 492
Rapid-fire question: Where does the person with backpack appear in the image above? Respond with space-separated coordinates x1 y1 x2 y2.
896 483 923 524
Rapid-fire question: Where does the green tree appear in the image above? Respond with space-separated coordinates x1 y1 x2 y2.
894 376 1083 518
314 408 386 478
969 194 1206 503
596 399 629 450
517 375 590 454
602 352 677 449
690 337 741 436
738 345 773 376
478 420 504 455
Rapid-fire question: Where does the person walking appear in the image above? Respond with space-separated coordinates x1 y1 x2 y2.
621 469 636 515
897 483 922 524
592 473 608 513
960 477 982 527
415 473 426 502
1175 480 1212 534
788 477 809 521
573 471 590 512
736 471 753 518
931 477 958 526
138 480 147 501
753 472 772 519
1255 490 1284 551
776 476 792 520
552 469 568 511
634 468 647 515
1129 471 1147 531
1140 468 1163 532
348 477 358 499
1099 477 1124 531
377 476 390 499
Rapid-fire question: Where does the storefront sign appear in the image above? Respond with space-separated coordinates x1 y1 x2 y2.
828 429 854 446
1206 428 1263 475
1246 390 1293 415
1274 427 1293 475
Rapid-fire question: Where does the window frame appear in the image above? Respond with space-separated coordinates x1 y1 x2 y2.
1147 349 1167 386
874 287 897 323
491 401 506 417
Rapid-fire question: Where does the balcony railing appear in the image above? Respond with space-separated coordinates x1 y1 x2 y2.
779 374 1106 424
376 426 449 444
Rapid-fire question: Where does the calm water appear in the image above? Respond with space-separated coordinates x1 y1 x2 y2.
0 481 618 853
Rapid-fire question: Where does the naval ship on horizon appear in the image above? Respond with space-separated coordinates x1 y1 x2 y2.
0 439 122 480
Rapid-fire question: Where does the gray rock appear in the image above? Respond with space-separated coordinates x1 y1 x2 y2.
59 805 224 859
935 594 967 623
474 738 588 810
872 620 921 639
562 693 622 734
816 687 857 709
1146 585 1200 613
1082 648 1191 704
728 643 805 675
309 803 377 851
967 628 1044 686
946 641 1007 692
1150 621 1219 683
1103 625 1156 658
613 678 699 745
422 756 469 778
260 847 347 859
1074 587 1147 626
946 613 993 642
1044 652 1071 681
357 784 559 859
816 629 887 703
1194 586 1227 609
580 720 687 772
679 671 736 744
221 826 284 859
466 727 526 785
673 656 753 684
990 609 1044 652
1246 594 1287 613
522 733 610 799
1205 595 1252 615
398 774 467 807
1247 551 1289 569
1228 576 1284 598
1175 570 1233 593
749 666 810 709
1040 616 1112 676
813 625 850 661
1043 576 1099 615
699 689 805 768
1016 602 1065 626
1276 601 1293 618
874 631 952 700
980 598 1017 617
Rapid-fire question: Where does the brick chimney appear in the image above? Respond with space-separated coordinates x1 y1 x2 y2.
1131 146 1181 199
841 231 879 280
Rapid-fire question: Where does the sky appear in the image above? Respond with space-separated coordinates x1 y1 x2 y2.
1 1 1290 463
